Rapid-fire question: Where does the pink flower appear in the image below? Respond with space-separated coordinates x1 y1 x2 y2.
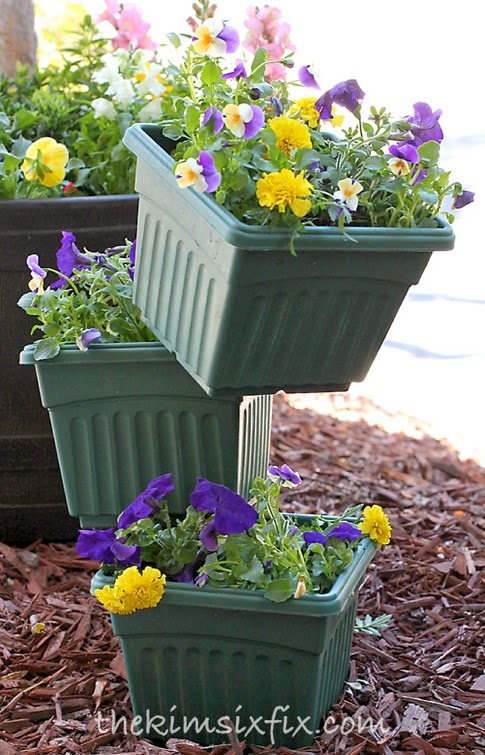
96 0 157 51
243 5 295 82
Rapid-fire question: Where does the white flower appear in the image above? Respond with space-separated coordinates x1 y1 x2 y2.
175 158 208 193
106 78 136 107
138 98 163 121
333 177 363 211
92 98 117 121
93 54 121 85
136 63 166 97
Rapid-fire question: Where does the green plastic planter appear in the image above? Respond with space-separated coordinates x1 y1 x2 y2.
123 123 455 398
20 343 272 529
90 523 376 748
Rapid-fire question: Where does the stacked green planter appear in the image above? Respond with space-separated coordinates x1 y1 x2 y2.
20 342 272 529
91 526 377 748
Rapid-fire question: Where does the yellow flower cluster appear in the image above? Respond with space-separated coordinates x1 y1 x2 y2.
358 505 392 546
268 116 312 155
256 169 312 217
95 566 166 614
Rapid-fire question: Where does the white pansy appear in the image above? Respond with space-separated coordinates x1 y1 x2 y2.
92 98 117 121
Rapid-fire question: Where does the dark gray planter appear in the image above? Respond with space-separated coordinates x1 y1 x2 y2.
0 195 138 544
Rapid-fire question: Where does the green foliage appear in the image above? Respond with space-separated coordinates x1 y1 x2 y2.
18 239 157 356
117 475 367 603
0 14 178 199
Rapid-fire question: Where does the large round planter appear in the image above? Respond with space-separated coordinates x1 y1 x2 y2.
1 194 138 543
20 343 272 529
90 521 376 748
122 124 455 398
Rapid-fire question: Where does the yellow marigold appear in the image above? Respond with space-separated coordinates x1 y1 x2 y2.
256 169 312 217
268 116 312 155
21 137 69 187
358 505 392 546
94 584 130 614
95 566 166 615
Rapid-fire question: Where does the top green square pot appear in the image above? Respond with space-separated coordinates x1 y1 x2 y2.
123 124 455 398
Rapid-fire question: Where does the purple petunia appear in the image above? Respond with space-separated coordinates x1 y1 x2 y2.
128 239 136 280
51 231 92 289
76 527 141 566
190 478 258 535
77 328 101 351
304 522 362 547
117 473 175 529
406 102 443 147
453 189 475 209
298 65 320 89
222 61 248 80
202 106 224 134
268 464 302 486
199 519 219 551
316 79 365 120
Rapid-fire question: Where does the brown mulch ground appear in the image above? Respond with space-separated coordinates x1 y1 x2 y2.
0 391 484 755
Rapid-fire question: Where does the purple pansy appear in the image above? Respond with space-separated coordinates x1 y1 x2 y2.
77 328 101 351
198 151 222 192
222 61 248 80
199 519 219 551
202 106 224 134
117 473 175 529
304 522 362 547
268 464 302 486
195 572 208 587
216 23 239 53
389 143 420 164
269 97 283 117
453 189 475 209
190 478 258 535
26 254 47 292
51 231 92 289
298 65 320 89
406 102 443 146
76 527 140 566
316 79 365 120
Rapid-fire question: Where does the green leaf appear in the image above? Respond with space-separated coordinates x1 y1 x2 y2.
264 578 293 603
251 46 268 75
17 292 36 310
2 152 20 171
237 557 264 583
33 338 60 361
166 32 181 48
201 60 221 86
418 140 440 165
417 189 439 204
66 157 85 170
185 105 200 134
14 109 37 130
11 135 31 159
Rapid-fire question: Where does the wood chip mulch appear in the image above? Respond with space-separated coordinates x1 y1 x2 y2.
0 391 484 755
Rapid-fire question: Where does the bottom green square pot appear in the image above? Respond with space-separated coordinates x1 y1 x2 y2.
91 527 376 748
20 343 272 529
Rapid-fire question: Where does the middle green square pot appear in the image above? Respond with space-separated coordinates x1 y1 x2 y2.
19 342 272 529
